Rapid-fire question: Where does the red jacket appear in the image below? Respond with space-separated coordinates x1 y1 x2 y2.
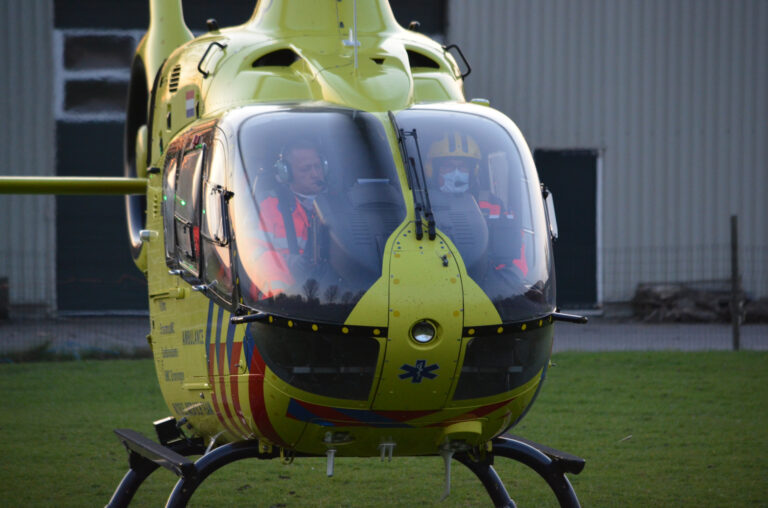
478 196 528 277
250 194 310 299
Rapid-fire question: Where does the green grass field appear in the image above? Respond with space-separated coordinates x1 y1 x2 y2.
1 352 766 507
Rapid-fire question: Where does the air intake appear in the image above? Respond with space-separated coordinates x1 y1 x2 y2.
252 49 300 67
168 65 181 92
406 50 440 69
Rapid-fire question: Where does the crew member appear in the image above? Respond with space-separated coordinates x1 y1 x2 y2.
251 140 328 299
426 131 528 277
426 131 503 217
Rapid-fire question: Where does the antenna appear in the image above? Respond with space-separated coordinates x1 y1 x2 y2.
342 0 360 70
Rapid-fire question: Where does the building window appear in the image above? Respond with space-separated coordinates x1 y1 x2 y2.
55 29 143 121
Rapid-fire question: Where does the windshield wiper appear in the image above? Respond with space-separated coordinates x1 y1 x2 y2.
388 111 435 240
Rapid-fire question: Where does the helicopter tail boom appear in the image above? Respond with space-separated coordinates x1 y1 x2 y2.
0 176 147 195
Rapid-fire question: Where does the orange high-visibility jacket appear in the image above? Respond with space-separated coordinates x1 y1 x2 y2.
250 193 310 299
478 196 528 277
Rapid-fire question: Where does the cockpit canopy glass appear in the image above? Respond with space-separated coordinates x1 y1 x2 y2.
395 108 555 321
232 107 405 322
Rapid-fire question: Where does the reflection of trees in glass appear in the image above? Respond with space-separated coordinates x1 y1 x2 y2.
324 285 338 303
303 278 319 301
251 285 371 323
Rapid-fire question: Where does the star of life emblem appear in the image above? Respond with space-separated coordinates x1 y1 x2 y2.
399 360 439 383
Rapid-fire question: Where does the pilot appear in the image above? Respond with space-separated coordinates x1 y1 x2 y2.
427 131 528 277
250 139 328 299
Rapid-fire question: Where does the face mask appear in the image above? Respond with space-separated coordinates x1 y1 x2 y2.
440 169 470 193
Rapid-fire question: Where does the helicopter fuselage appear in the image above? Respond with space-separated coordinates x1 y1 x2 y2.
138 6 558 457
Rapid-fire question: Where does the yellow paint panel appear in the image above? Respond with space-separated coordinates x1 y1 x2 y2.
372 228 464 410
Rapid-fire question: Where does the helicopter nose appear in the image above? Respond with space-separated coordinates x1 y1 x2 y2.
371 226 465 411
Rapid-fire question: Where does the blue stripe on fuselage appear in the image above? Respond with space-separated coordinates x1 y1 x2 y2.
287 399 334 427
243 325 254 372
334 408 410 427
226 314 235 370
215 305 224 370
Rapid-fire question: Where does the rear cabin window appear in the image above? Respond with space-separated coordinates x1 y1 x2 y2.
162 146 181 263
162 125 234 305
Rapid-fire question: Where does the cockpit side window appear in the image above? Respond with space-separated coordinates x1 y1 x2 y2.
200 135 234 304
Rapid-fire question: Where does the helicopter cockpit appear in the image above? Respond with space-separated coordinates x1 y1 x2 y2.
228 105 553 323
162 104 553 327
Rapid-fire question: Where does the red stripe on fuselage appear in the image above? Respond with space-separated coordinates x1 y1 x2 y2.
228 341 252 435
247 345 285 446
428 398 516 427
217 343 247 437
208 343 239 438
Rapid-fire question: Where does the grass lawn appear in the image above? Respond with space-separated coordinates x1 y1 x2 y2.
0 352 766 507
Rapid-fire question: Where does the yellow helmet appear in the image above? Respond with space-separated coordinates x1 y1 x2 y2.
425 131 481 178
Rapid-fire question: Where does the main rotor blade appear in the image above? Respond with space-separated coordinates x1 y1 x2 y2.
0 176 147 195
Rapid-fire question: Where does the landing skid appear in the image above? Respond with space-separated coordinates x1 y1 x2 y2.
107 419 584 507
456 435 585 507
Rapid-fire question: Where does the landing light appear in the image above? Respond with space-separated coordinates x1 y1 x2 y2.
411 320 436 344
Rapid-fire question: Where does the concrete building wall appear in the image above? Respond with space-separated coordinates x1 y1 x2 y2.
447 0 768 301
0 0 56 313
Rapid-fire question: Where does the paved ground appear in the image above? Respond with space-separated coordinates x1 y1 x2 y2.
551 319 767 352
0 316 150 356
0 315 766 357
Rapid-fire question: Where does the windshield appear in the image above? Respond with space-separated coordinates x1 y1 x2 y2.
395 108 555 321
231 107 405 322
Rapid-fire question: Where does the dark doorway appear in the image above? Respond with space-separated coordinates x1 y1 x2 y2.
56 122 148 311
534 149 598 309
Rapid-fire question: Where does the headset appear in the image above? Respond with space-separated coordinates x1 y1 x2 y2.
274 140 329 184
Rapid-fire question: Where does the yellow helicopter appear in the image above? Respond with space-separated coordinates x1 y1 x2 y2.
0 0 588 505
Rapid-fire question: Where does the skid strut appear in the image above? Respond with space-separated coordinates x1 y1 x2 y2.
165 440 282 506
456 435 585 508
108 417 209 508
107 418 285 507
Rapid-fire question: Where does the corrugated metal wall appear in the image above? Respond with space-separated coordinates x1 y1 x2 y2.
448 0 768 301
0 0 56 312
